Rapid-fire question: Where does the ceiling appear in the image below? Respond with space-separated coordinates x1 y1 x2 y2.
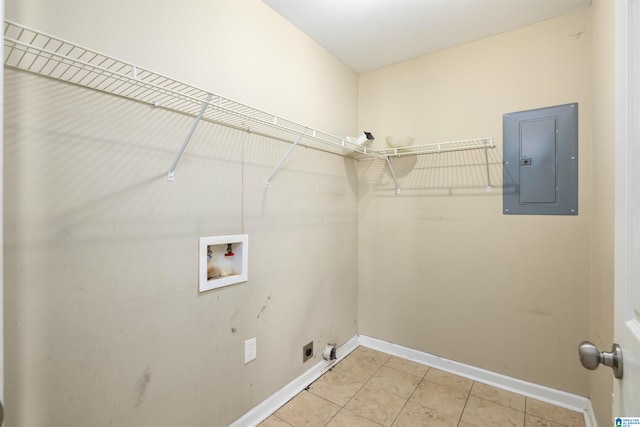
263 0 589 73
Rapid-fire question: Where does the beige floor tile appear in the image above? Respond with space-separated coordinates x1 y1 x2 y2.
526 399 585 427
331 354 383 383
266 350 586 427
410 380 468 419
368 366 421 398
274 391 340 427
470 382 526 412
525 413 567 427
351 346 392 365
461 395 525 427
326 409 384 427
258 415 293 426
344 384 407 427
424 368 473 393
308 370 366 406
392 401 459 427
385 356 429 378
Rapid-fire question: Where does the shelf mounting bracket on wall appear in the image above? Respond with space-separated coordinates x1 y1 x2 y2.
265 128 308 189
385 156 401 195
168 93 213 181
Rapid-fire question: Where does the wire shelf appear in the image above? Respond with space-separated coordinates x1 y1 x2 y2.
4 19 496 189
3 19 372 158
376 138 495 157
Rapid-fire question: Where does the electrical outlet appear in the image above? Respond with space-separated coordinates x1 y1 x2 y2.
245 337 256 364
303 341 313 363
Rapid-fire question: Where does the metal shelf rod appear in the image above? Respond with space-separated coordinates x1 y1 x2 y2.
168 93 213 181
385 156 401 195
484 140 492 192
265 128 308 189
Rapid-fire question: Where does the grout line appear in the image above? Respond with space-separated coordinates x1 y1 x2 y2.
389 365 430 426
523 397 576 427
274 414 294 427
354 354 388 425
258 341 586 427
358 335 590 415
456 379 474 426
470 382 528 414
321 404 338 427
320 347 388 426
347 347 411 426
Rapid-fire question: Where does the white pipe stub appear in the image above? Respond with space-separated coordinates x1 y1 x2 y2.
323 344 337 361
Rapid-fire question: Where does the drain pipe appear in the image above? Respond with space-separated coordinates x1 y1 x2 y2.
323 344 337 361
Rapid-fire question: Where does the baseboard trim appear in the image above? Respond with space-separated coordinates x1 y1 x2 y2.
358 334 596 427
231 334 596 427
229 335 359 427
584 399 598 427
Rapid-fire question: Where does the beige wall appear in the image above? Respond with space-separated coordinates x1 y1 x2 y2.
3 1 619 425
358 9 592 395
3 1 359 426
589 0 616 424
5 0 356 136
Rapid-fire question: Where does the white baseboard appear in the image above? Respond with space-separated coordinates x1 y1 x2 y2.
358 334 596 427
231 334 596 427
229 335 359 427
584 399 598 427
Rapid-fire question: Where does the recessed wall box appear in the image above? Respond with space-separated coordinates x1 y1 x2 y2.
199 234 248 292
503 103 578 215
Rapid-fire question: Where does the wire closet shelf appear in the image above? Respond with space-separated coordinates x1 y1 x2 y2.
3 20 495 184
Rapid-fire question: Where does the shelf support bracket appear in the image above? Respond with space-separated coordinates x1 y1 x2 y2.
265 128 308 189
484 140 492 192
168 93 213 181
385 156 401 195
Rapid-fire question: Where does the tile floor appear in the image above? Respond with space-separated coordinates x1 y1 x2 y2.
259 346 586 427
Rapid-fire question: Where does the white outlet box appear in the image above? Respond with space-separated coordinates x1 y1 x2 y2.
199 234 248 293
245 337 257 364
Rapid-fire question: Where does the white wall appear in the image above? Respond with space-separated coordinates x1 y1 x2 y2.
3 1 360 426
357 9 592 396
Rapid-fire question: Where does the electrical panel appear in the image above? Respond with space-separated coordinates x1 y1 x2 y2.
503 103 578 215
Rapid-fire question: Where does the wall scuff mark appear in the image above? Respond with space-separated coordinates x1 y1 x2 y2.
257 292 272 319
134 367 152 407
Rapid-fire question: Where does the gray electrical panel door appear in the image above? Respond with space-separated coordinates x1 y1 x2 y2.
503 103 578 215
